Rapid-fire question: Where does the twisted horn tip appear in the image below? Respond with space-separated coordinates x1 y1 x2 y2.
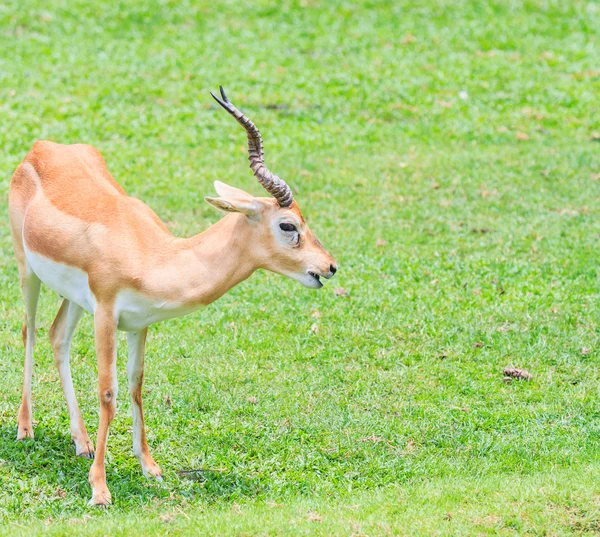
210 91 229 111
219 85 229 103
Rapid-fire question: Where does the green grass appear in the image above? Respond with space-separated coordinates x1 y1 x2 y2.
0 0 599 534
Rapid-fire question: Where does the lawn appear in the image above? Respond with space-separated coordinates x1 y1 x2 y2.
0 0 599 534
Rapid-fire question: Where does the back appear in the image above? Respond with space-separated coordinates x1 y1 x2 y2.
9 141 174 296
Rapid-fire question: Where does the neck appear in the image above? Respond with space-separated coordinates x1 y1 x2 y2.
171 213 260 306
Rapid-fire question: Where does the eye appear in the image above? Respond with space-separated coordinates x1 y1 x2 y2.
279 223 297 232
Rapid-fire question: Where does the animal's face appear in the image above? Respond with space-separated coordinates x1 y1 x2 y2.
206 181 337 288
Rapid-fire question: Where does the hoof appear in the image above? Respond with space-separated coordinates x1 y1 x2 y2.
141 459 163 481
17 426 34 441
75 439 95 459
88 486 111 508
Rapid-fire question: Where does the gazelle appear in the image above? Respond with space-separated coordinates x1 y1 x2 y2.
9 86 337 506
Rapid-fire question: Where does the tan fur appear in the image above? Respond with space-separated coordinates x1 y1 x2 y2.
9 140 336 506
49 299 93 457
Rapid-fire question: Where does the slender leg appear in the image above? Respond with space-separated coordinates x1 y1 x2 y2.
88 304 118 507
17 268 41 440
49 299 94 458
127 329 162 479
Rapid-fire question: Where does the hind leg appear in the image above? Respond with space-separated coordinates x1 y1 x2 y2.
49 299 94 457
17 267 41 440
127 329 161 479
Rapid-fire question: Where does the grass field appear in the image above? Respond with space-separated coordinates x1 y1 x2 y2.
1 0 599 535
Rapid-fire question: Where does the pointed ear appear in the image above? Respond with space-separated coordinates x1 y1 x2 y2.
205 196 261 216
214 180 254 200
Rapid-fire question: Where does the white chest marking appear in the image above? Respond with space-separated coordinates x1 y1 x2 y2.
114 289 202 331
24 244 97 314
24 244 203 331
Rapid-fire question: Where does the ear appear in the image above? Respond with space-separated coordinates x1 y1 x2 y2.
205 196 261 216
214 180 254 200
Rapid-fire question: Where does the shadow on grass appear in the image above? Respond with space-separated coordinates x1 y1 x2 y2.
0 424 263 508
0 424 170 505
175 466 263 503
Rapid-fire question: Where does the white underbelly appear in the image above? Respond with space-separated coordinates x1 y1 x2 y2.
23 244 202 331
24 244 97 314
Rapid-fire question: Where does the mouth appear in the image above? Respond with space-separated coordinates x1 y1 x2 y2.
290 269 333 289
298 270 323 289
308 271 321 284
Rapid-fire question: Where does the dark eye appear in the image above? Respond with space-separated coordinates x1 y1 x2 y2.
279 223 297 232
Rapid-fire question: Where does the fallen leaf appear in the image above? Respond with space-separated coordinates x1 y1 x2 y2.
516 132 530 140
311 309 321 318
573 70 600 80
160 514 175 523
361 435 386 443
473 342 484 348
401 33 416 45
476 50 495 57
480 186 497 198
307 511 322 522
540 169 550 176
402 440 416 455
592 174 600 181
581 347 591 356
590 132 600 141
360 435 398 450
310 323 319 334
334 287 348 297
165 394 172 408
556 208 579 216
376 238 387 247
247 397 258 404
431 182 441 189
503 367 532 381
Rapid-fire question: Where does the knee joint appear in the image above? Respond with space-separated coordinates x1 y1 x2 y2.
23 322 36 345
102 389 114 404
49 325 65 354
101 389 117 413
130 387 142 406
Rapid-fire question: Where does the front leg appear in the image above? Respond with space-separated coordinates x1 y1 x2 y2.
127 329 161 480
88 305 118 507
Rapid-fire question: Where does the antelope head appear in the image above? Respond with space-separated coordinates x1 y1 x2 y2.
207 86 337 289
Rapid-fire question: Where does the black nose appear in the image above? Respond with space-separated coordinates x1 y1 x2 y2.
330 264 337 275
